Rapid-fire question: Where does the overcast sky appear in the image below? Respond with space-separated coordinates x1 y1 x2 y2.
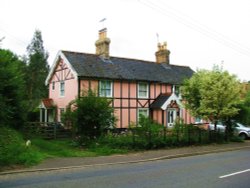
1 0 250 81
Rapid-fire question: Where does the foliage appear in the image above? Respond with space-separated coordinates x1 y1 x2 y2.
62 89 116 144
129 115 165 149
181 65 242 127
234 90 250 125
0 49 27 129
0 127 44 169
173 121 212 144
25 29 49 112
31 138 97 157
95 119 228 150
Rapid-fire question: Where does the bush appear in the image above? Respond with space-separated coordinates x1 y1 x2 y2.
62 90 116 145
95 119 227 150
129 115 166 149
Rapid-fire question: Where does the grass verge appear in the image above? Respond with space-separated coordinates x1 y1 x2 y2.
0 127 129 171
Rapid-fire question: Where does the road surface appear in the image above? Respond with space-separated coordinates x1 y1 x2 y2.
1 149 250 188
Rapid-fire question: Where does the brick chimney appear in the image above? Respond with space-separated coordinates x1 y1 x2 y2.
155 42 170 64
95 28 111 59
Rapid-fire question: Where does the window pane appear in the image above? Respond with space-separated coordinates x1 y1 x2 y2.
139 91 147 97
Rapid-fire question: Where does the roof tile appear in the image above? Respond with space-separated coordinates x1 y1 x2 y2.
62 51 194 84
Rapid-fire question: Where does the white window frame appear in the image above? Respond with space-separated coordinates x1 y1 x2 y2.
138 82 149 98
167 108 177 127
99 80 113 97
60 81 65 97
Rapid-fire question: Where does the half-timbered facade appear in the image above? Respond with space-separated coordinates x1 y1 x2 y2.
41 28 194 128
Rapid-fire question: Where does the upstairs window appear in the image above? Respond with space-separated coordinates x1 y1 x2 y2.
172 85 180 97
99 80 113 97
60 81 65 97
138 82 149 98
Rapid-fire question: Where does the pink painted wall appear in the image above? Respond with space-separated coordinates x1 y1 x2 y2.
78 79 195 128
48 60 78 121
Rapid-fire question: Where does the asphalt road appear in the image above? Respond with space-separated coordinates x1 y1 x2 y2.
1 149 250 188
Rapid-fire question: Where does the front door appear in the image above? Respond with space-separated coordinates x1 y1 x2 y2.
167 109 177 127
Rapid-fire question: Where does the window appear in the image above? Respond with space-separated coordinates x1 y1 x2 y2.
167 109 176 127
60 81 65 97
52 81 55 90
99 80 113 97
138 108 149 121
138 82 149 98
172 85 180 96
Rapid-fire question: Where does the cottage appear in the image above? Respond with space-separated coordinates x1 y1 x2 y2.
40 28 194 128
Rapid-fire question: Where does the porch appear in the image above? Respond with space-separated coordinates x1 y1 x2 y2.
38 98 56 123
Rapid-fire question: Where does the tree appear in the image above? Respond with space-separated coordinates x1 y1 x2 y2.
63 90 116 143
0 49 27 129
26 30 49 111
234 90 250 125
181 66 242 130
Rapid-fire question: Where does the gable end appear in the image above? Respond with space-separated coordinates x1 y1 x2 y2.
45 51 78 85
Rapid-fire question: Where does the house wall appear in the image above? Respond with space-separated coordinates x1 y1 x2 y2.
48 59 78 121
79 79 178 128
48 60 194 126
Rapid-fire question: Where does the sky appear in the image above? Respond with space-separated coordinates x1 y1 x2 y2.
1 0 250 81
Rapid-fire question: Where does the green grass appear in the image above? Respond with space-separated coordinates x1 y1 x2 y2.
2 125 241 170
0 127 45 169
0 127 128 170
31 138 129 158
31 138 98 158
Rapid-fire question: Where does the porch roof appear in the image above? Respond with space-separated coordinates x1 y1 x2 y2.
150 93 171 109
39 98 54 109
150 93 182 110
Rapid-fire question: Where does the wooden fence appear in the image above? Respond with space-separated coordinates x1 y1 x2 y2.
23 122 72 139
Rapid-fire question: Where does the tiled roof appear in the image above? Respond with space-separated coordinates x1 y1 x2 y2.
41 98 54 108
62 51 194 84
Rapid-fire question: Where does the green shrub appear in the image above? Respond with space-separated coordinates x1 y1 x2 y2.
128 115 166 149
62 90 116 145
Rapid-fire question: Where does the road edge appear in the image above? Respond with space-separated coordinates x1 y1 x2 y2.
1 145 250 175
